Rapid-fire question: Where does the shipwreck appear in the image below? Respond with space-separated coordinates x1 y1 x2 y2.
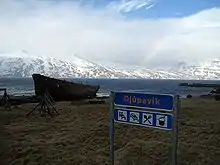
32 74 100 101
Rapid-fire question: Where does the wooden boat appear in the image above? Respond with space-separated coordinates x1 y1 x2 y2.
32 74 100 101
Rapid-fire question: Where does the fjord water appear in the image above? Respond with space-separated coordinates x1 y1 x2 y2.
1 78 220 97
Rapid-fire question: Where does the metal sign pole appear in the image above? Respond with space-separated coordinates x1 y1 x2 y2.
172 95 180 165
109 91 115 165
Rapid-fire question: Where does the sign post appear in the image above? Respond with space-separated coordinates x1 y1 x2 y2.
172 95 180 165
109 91 115 165
109 91 180 165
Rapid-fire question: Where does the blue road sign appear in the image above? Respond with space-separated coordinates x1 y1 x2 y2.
114 91 174 111
114 108 173 130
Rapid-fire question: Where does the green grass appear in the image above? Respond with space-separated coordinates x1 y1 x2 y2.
0 98 220 165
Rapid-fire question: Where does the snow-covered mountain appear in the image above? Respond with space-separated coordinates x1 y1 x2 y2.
0 53 124 78
169 59 220 80
0 52 220 80
0 55 171 79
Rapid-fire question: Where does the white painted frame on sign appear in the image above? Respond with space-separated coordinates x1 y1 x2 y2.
108 91 180 165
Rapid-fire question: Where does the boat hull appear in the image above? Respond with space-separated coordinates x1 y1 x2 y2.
32 74 100 101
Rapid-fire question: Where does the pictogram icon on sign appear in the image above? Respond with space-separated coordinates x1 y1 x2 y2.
142 113 153 125
156 115 168 128
118 110 127 121
129 112 140 123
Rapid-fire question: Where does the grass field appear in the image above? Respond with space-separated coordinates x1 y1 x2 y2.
0 98 220 165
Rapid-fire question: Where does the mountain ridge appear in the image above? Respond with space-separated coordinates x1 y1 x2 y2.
0 53 220 80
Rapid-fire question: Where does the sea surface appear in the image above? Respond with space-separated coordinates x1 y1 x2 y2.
1 78 220 98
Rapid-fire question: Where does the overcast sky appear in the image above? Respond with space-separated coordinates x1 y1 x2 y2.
0 0 220 68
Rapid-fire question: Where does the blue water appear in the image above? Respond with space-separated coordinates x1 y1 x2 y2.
1 78 220 97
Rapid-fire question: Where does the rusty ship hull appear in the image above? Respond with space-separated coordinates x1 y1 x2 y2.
32 74 100 101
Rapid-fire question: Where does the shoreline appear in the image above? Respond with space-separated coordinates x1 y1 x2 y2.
3 95 110 105
1 93 216 106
